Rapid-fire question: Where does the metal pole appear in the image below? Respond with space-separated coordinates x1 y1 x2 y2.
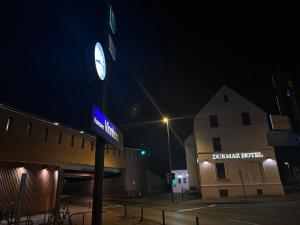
15 173 27 225
53 168 63 225
92 1 110 225
92 137 105 225
140 205 144 221
162 210 165 225
239 170 247 201
124 205 127 218
166 121 174 203
195 216 199 225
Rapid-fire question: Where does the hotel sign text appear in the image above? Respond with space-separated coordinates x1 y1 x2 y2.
212 152 264 160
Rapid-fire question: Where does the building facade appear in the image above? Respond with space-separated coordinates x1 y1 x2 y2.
185 86 284 199
0 104 158 214
171 170 189 193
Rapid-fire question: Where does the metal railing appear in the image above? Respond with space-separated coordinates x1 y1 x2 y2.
123 204 201 225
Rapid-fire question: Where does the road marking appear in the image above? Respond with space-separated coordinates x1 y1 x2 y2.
229 219 261 225
103 204 123 209
177 207 205 212
207 204 216 208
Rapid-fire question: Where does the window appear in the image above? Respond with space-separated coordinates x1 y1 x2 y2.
58 132 63 144
178 178 181 184
241 112 251 125
209 115 219 127
44 127 49 141
224 95 229 103
6 117 13 132
81 138 85 149
106 148 109 154
257 189 263 195
91 141 94 151
216 163 226 179
26 123 32 137
71 135 74 147
183 178 187 183
212 137 222 152
219 189 228 197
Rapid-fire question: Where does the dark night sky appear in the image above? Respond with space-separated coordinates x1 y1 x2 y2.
1 1 299 177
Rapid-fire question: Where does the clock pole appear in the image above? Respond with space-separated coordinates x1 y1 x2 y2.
91 1 110 225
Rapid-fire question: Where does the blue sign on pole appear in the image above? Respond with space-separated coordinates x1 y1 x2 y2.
91 105 124 150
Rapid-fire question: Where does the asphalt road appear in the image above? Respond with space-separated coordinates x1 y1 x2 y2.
120 200 300 225
61 195 300 225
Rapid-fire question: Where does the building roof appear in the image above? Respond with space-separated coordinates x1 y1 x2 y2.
195 85 265 118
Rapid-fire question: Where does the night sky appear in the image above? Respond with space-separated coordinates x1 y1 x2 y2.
1 1 299 177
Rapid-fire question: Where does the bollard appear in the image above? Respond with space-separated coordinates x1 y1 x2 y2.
162 210 165 225
124 205 127 218
140 205 144 221
195 216 199 225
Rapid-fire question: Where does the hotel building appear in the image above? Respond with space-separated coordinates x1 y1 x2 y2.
185 86 284 199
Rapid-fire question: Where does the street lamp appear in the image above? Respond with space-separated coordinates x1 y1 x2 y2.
163 117 174 203
285 161 291 176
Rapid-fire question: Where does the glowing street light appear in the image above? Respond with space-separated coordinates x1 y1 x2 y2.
162 116 174 203
285 161 291 176
163 117 169 124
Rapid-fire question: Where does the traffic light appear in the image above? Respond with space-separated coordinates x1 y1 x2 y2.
139 147 150 158
171 173 176 184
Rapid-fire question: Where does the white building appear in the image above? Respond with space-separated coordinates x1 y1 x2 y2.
185 86 284 199
171 170 189 193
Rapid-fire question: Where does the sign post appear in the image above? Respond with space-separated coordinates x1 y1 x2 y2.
91 2 119 225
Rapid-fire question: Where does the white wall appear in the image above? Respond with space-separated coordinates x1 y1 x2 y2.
172 170 189 193
192 86 284 198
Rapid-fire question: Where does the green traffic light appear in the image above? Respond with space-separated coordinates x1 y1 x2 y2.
141 150 146 155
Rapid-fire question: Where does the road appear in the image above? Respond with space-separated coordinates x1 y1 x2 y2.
61 194 300 225
115 199 300 225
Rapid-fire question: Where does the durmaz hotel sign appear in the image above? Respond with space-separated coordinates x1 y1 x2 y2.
91 105 123 150
212 152 264 160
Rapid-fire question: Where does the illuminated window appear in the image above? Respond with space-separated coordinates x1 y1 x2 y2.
44 128 49 141
26 122 32 137
224 95 229 103
212 137 222 152
209 115 219 127
71 135 74 147
91 141 94 151
216 163 226 179
219 189 228 197
82 138 85 149
241 112 251 125
6 117 13 132
58 132 63 144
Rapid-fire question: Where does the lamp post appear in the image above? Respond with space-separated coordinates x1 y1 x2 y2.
285 161 291 176
163 117 174 203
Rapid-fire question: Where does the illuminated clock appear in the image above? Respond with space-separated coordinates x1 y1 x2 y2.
94 42 106 80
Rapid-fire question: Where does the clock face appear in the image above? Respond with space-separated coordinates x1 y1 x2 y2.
94 42 106 80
